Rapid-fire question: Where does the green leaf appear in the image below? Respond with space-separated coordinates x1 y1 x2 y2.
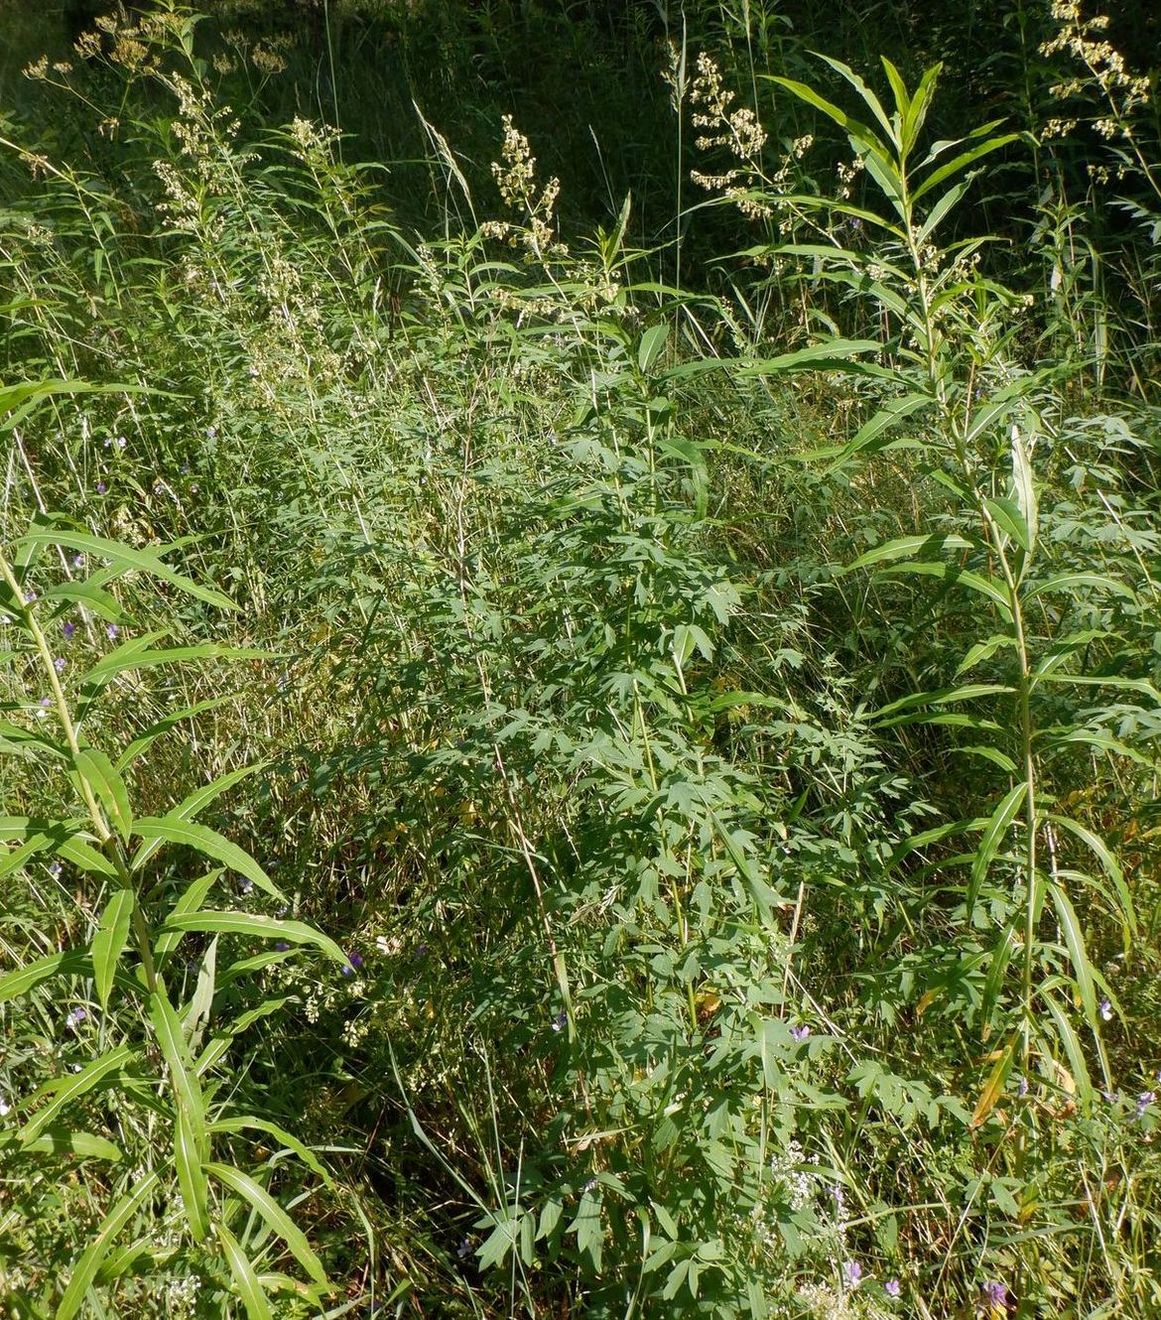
968 783 1028 916
20 1046 135 1144
17 530 237 612
637 324 669 373
0 949 90 1006
154 870 222 959
3 1127 123 1162
83 643 268 684
56 1171 161 1320
208 1115 329 1181
175 1102 210 1243
1046 814 1135 939
162 911 346 964
132 817 283 901
984 497 1030 553
92 888 135 1010
114 695 234 771
846 532 975 571
74 748 133 843
215 1219 274 1320
207 1162 328 1286
1049 882 1096 1025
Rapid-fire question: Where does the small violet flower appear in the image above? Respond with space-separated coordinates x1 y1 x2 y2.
72 554 85 570
95 482 107 495
49 861 62 880
884 1279 901 1298
106 623 120 640
53 657 66 674
551 1010 568 1033
342 952 363 977
843 1260 862 1287
1100 998 1113 1022
66 1007 87 1029
274 942 290 952
982 1281 1008 1308
62 621 76 641
1135 1091 1155 1120
790 1023 810 1042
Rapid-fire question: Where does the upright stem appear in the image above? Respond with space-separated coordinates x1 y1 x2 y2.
0 546 158 992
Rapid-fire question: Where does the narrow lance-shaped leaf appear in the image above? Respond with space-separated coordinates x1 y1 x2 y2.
17 530 238 612
56 1171 161 1320
92 888 135 1010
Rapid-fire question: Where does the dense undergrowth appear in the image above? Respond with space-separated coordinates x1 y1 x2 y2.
1 2 1160 1316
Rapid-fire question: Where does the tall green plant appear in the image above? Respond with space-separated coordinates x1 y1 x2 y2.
744 56 1150 1107
0 381 344 1317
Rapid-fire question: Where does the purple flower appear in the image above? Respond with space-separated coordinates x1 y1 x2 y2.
884 1279 901 1298
95 481 107 495
348 951 364 969
982 1281 1007 1307
790 1023 811 1042
66 1007 87 1028
274 942 290 952
1017 1076 1029 1097
48 861 62 880
1100 998 1113 1021
106 623 119 640
62 622 76 641
843 1260 862 1287
72 554 85 570
38 696 52 708
1135 1091 1155 1120
54 657 66 674
551 1010 568 1033
22 589 37 605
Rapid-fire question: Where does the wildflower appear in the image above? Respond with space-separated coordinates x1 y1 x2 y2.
62 621 76 641
116 436 127 450
1135 1091 1155 1120
1017 1076 1029 1097
106 623 120 640
843 1260 862 1287
38 695 52 708
348 951 364 969
66 1007 87 1029
551 1010 568 1033
1100 998 1113 1021
456 1235 473 1260
982 1281 1007 1308
72 554 85 569
54 657 66 674
885 1279 901 1298
0 1096 10 1118
274 942 290 952
49 861 62 880
95 481 107 495
23 589 37 605
790 1023 811 1041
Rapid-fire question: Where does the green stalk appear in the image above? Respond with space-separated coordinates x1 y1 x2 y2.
0 546 157 993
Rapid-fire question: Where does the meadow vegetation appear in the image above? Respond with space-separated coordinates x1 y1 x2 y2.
0 2 1159 1316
